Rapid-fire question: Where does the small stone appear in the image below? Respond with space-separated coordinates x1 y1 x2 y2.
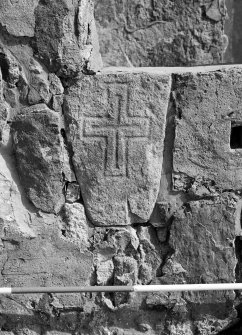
137 323 152 332
0 101 9 141
3 86 19 108
195 317 231 335
51 95 63 113
138 263 153 284
113 256 138 306
96 259 114 285
27 70 51 105
167 321 193 335
113 256 138 285
65 182 81 203
62 203 89 248
49 73 64 95
29 58 43 75
157 227 167 242
14 326 41 335
146 291 184 310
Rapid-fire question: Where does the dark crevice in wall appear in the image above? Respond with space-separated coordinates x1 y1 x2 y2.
0 53 9 81
159 75 177 197
60 101 87 210
230 123 242 149
60 125 84 206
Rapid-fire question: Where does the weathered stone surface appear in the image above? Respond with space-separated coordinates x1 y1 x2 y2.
61 203 90 248
95 0 228 67
0 0 102 90
64 70 171 226
224 0 233 63
173 67 242 191
0 0 39 37
11 104 65 213
195 317 231 335
224 0 242 64
35 0 102 76
96 259 114 285
64 181 81 203
167 194 237 328
0 140 36 242
0 224 93 288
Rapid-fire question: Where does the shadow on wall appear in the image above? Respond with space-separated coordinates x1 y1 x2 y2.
231 0 242 64
224 0 242 64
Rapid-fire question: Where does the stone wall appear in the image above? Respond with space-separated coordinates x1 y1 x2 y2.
0 1 242 335
95 0 228 67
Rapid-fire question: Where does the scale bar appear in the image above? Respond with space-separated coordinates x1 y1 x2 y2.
0 283 240 295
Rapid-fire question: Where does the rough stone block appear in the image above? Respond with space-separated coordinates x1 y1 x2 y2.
168 194 237 321
35 0 103 76
0 0 39 37
0 0 102 84
95 0 227 67
64 70 171 226
61 203 90 248
11 104 65 213
1 226 93 288
173 67 242 191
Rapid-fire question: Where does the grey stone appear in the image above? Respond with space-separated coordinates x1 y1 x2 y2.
27 60 51 105
64 70 171 226
146 291 186 311
173 67 242 191
51 94 64 113
96 259 114 285
195 317 232 335
14 326 42 335
0 69 10 141
95 0 227 67
34 0 102 76
113 256 138 306
61 203 90 248
0 147 35 239
65 182 81 203
1 224 93 288
137 225 163 278
169 194 237 320
0 0 39 37
166 321 194 335
11 104 65 213
113 256 138 286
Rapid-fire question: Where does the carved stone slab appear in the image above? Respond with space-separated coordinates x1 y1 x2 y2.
64 71 171 226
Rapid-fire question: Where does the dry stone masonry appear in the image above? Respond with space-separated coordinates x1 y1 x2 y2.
0 1 241 335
